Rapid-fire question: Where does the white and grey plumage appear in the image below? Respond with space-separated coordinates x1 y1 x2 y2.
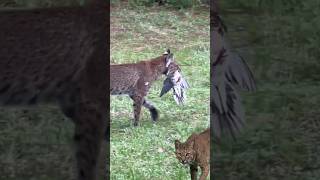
211 12 256 138
160 63 189 105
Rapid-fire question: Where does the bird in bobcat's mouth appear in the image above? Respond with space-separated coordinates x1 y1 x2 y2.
159 56 190 105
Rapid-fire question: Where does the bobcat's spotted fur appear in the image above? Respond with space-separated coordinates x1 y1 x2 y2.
0 1 108 180
110 50 180 126
175 128 210 180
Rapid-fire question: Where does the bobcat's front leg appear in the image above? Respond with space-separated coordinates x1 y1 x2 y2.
190 164 198 180
199 164 209 180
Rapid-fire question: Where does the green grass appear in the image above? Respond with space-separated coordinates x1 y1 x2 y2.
214 1 320 179
110 3 209 180
125 0 207 9
0 107 75 179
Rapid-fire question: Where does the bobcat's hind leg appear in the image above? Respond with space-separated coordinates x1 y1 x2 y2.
130 95 143 126
143 99 159 122
73 101 106 180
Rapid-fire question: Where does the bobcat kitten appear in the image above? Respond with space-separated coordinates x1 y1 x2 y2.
110 49 180 126
175 128 210 180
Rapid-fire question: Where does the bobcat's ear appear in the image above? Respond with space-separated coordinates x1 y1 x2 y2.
188 140 194 149
187 134 196 148
165 53 174 67
174 140 181 148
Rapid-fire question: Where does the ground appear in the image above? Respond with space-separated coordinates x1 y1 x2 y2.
0 107 75 179
110 2 209 180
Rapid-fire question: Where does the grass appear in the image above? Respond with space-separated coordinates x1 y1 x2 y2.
214 1 320 179
0 107 75 179
110 2 209 180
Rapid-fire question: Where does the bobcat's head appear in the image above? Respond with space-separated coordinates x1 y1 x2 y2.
174 139 196 165
162 49 181 76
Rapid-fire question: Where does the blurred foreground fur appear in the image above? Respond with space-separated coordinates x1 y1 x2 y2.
0 0 108 179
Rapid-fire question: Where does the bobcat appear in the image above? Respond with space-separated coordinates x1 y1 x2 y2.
175 128 210 180
110 49 180 126
0 1 108 180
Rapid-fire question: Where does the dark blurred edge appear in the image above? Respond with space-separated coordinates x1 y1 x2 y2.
105 0 111 179
210 0 216 180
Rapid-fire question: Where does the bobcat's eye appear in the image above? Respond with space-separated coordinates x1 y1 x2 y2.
186 153 190 157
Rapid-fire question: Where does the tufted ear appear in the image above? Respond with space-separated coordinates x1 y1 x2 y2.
165 53 174 67
174 140 181 149
187 140 194 149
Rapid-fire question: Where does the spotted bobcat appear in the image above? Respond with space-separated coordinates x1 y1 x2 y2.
110 49 181 126
0 1 108 180
175 128 210 180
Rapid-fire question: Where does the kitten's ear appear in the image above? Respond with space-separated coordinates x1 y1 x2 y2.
174 140 181 148
186 136 195 149
188 140 194 149
187 133 197 141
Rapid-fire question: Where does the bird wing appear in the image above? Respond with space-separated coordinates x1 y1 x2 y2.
160 77 174 97
211 28 256 139
160 70 190 105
